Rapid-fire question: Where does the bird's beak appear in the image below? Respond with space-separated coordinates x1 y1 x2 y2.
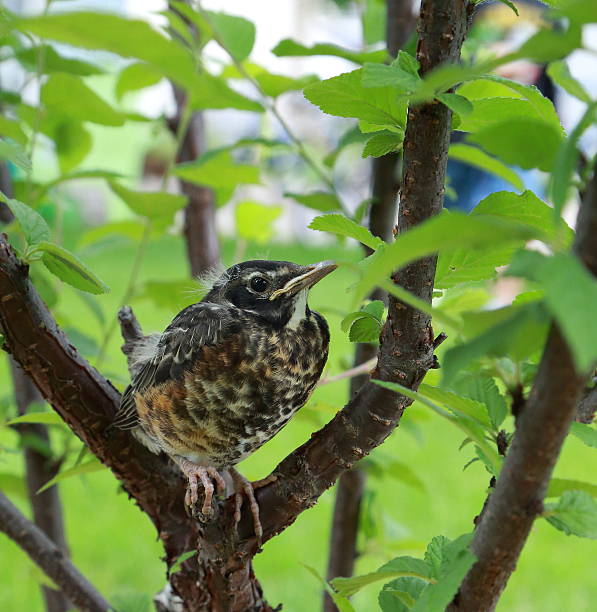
269 261 337 300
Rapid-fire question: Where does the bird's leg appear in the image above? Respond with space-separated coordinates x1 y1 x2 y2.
175 458 226 517
230 468 265 545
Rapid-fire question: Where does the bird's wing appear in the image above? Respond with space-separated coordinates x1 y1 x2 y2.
112 303 241 430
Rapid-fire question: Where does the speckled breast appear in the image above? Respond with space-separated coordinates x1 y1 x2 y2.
135 312 330 468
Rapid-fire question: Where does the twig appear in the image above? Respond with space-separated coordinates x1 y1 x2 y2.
317 357 377 387
0 492 111 612
452 161 597 611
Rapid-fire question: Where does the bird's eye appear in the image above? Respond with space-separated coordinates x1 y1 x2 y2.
250 276 269 293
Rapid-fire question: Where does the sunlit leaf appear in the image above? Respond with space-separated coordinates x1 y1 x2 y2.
544 491 597 539
569 422 597 448
0 193 50 246
37 457 105 493
273 38 387 65
235 201 282 244
309 213 384 249
115 62 163 101
109 182 187 221
286 192 342 213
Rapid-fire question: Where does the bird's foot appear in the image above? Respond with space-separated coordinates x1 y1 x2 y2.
230 469 273 546
177 459 226 517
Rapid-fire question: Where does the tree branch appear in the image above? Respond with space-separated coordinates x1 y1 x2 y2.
452 163 597 611
0 492 110 612
576 385 597 424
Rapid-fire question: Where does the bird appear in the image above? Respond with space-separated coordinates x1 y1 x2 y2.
112 259 337 541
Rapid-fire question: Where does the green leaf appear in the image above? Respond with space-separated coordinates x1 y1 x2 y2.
379 577 427 612
304 69 407 127
442 302 549 384
547 60 591 103
49 119 92 174
254 71 318 98
17 12 195 87
545 491 597 539
473 190 573 246
235 201 282 244
418 384 493 430
349 316 381 342
569 422 597 448
36 241 110 295
362 62 420 91
557 0 597 25
0 138 31 172
362 0 386 45
451 375 507 430
285 191 341 213
189 72 263 112
169 550 198 575
173 150 260 191
512 23 581 63
109 182 187 221
467 117 563 172
206 11 255 62
115 62 163 101
309 213 384 249
15 44 103 76
0 194 50 246
507 251 597 372
363 299 385 320
37 457 105 494
302 564 356 612
6 412 64 426
111 592 151 612
547 478 597 498
354 211 538 304
550 102 597 217
448 144 523 191
332 557 431 598
362 131 404 158
272 38 387 65
436 93 473 116
41 73 125 126
412 535 475 612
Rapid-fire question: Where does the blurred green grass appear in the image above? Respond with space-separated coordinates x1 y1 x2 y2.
1 235 596 611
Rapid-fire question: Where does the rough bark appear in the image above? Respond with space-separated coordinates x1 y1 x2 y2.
0 1 471 608
0 492 110 612
323 6 412 607
0 162 14 223
575 386 597 424
451 163 597 611
10 360 71 612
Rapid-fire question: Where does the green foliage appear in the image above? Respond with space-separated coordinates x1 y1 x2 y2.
569 423 597 448
37 457 105 494
109 182 187 221
272 39 387 65
341 300 385 343
544 491 597 539
285 191 342 212
5 412 64 426
309 214 384 249
235 201 282 244
0 194 50 246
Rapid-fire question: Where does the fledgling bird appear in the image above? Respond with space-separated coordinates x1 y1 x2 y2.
112 260 336 540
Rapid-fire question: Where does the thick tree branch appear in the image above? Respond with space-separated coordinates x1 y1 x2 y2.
0 492 110 612
324 3 412 608
452 162 597 611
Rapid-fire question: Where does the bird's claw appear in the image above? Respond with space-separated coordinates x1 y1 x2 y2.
231 469 274 547
177 460 226 518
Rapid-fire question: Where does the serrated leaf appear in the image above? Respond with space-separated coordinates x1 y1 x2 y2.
363 299 385 321
304 69 407 127
285 191 341 212
17 12 195 87
309 213 384 250
545 491 597 539
36 241 110 295
109 182 187 221
354 211 539 304
0 194 50 246
419 384 493 430
547 478 597 498
37 457 105 494
451 375 507 430
235 201 282 244
362 131 404 158
41 73 125 126
332 556 431 598
379 577 427 612
448 144 523 191
272 38 387 65
362 62 420 91
349 316 381 343
6 412 64 426
467 117 563 172
507 251 597 372
569 422 597 448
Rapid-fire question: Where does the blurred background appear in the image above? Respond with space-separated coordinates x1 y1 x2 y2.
1 1 596 611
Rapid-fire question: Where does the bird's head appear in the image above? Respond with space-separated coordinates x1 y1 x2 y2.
204 260 337 328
